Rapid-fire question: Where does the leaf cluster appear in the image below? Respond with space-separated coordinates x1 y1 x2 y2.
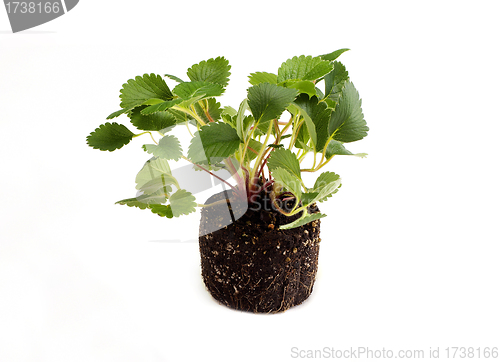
86 49 368 229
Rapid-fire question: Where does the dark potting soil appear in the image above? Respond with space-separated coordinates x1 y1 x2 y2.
199 187 321 313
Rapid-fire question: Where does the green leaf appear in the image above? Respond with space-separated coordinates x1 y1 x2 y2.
87 122 135 151
136 157 175 192
300 192 319 205
169 189 197 217
106 108 129 120
221 106 237 117
242 115 255 137
304 61 334 81
325 139 367 159
148 157 172 175
173 81 224 100
130 106 177 131
116 192 167 207
324 61 349 107
267 148 302 181
141 98 165 106
116 197 173 218
149 204 174 218
248 72 278 85
295 139 313 152
286 80 317 97
140 99 183 115
187 122 241 164
329 81 369 143
247 83 298 123
293 95 331 152
142 135 183 161
186 57 231 87
277 55 333 83
138 177 174 196
115 197 150 210
301 109 317 149
280 211 326 230
236 99 249 140
168 108 193 123
315 87 325 99
222 113 236 129
323 98 337 109
119 74 173 111
271 167 302 200
165 74 185 83
320 48 350 61
194 98 223 123
313 171 341 190
311 171 341 203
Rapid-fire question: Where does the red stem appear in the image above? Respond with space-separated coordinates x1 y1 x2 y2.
247 146 259 155
257 153 271 180
226 159 247 199
242 167 250 198
186 159 238 193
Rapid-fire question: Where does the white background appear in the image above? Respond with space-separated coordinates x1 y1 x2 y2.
1 1 499 361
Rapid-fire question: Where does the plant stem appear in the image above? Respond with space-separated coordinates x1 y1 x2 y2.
280 115 294 135
247 146 259 155
200 99 215 122
185 122 194 137
190 105 207 126
317 155 334 170
257 154 270 179
288 115 303 150
242 166 250 197
319 145 327 166
297 148 306 161
133 131 158 145
263 178 274 190
240 121 258 165
249 120 274 184
312 147 317 169
300 154 334 172
224 158 246 198
273 118 280 136
171 105 206 126
272 199 304 217
256 122 285 178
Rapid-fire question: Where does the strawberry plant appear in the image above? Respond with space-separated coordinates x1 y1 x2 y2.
87 49 369 312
